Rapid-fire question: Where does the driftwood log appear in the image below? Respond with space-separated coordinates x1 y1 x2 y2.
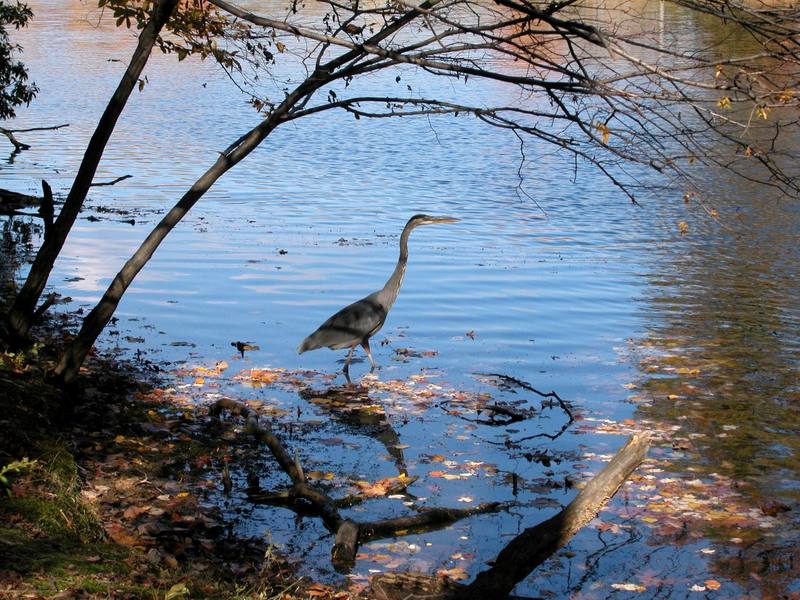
211 399 504 572
370 432 652 600
0 188 40 214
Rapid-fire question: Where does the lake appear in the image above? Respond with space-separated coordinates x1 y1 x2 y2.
3 0 800 596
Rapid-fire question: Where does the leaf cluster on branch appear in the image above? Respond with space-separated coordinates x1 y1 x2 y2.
0 0 37 120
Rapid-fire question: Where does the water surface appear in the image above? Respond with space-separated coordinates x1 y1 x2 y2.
3 1 800 596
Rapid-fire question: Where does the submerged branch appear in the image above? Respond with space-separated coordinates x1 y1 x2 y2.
211 398 507 572
0 124 69 151
90 174 133 187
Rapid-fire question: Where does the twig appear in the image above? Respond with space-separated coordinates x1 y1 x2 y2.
0 128 30 150
0 124 69 150
32 293 58 324
89 174 133 187
476 372 574 423
361 503 503 541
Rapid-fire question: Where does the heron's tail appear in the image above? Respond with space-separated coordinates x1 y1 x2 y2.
297 335 319 354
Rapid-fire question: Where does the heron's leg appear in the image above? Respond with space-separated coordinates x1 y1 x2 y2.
343 345 357 375
361 338 377 371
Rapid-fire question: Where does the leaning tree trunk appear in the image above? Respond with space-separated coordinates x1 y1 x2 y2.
52 78 322 382
52 0 437 383
2 0 179 346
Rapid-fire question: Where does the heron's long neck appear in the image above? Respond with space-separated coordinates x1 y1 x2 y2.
377 224 413 309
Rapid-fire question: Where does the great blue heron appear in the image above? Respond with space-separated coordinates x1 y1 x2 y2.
298 214 459 376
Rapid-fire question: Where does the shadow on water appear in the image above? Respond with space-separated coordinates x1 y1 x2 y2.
299 384 409 476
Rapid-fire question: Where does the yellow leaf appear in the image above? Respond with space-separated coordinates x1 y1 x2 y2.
165 583 190 600
705 580 721 590
716 96 731 109
678 221 689 234
114 435 126 444
714 65 723 79
756 105 770 120
676 367 700 375
709 208 719 218
595 122 611 144
276 41 286 53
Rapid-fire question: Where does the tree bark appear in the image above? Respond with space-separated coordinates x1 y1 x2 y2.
2 0 179 346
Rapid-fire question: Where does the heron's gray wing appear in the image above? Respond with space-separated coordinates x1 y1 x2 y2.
299 295 387 352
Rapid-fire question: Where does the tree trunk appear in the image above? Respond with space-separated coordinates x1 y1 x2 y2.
52 79 322 382
2 0 179 346
51 0 436 381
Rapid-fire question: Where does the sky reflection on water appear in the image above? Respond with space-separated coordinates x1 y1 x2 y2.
3 1 800 596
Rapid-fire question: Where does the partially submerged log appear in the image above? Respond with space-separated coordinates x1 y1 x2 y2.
0 188 40 214
460 432 651 598
369 432 652 600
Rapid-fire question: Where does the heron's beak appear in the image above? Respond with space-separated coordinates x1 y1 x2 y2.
427 216 459 224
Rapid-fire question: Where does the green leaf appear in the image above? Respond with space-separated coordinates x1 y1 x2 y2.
165 583 190 600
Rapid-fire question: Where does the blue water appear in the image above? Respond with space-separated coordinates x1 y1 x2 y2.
3 1 800 596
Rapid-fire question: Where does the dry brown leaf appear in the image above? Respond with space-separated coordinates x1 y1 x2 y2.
438 566 469 581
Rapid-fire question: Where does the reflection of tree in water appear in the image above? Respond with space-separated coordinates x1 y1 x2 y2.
299 385 408 476
630 191 800 593
0 217 40 307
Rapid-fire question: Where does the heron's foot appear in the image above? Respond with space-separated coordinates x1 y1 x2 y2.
342 368 353 385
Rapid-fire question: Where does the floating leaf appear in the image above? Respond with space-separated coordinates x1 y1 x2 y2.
438 566 469 581
611 583 646 592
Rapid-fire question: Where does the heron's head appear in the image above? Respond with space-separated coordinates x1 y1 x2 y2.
407 214 460 228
